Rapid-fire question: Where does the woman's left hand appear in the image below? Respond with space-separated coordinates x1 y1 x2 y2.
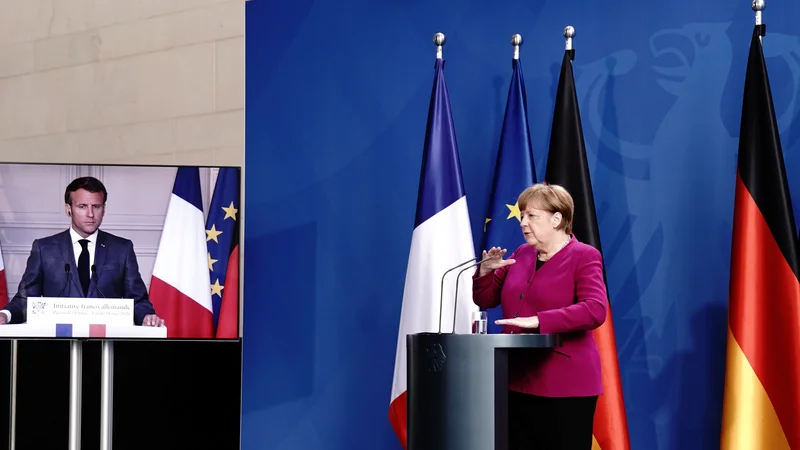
495 315 539 329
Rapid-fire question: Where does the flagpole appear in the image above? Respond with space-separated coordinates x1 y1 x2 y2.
753 0 764 42
432 30 448 334
434 32 445 60
512 34 522 60
563 26 575 60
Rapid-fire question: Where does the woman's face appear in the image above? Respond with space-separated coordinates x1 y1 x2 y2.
520 204 561 247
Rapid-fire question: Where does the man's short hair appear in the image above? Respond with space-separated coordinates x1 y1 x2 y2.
64 177 108 205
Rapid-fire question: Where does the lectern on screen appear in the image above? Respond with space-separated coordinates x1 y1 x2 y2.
0 162 241 341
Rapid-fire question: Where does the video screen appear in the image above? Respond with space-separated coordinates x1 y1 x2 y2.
0 163 240 340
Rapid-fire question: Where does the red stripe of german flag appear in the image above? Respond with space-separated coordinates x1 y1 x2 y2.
721 25 800 449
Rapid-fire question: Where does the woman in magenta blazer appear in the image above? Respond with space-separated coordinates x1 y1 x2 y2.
473 183 608 450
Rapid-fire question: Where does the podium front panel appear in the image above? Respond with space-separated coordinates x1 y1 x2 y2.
407 333 558 450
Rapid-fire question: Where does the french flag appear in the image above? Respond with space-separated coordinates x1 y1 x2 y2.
388 57 478 448
150 167 214 338
56 324 107 337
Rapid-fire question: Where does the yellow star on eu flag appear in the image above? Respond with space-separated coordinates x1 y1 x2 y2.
206 224 222 242
222 201 238 220
210 278 224 297
484 217 491 232
207 252 218 271
506 202 521 222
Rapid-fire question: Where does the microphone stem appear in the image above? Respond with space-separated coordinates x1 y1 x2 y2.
451 259 489 333
438 257 480 334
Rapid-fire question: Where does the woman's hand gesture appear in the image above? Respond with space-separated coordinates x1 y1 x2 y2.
478 247 516 276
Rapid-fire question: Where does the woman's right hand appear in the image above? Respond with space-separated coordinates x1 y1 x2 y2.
478 247 516 276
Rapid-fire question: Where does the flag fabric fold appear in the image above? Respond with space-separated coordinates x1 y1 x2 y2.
388 57 477 449
481 57 537 334
720 25 800 450
150 167 214 338
544 50 630 450
205 167 241 338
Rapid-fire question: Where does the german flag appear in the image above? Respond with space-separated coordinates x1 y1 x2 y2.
720 25 800 449
544 49 630 450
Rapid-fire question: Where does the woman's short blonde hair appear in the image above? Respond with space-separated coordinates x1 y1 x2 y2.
517 183 575 234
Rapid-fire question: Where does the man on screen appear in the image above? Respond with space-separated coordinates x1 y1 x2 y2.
0 176 165 327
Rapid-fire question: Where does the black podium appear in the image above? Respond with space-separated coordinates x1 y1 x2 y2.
407 332 560 450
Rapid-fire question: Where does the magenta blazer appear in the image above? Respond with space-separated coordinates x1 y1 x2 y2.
472 236 608 397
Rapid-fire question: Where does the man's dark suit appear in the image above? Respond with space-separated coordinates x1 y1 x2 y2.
3 229 156 325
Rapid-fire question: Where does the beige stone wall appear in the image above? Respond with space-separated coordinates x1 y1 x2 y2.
0 0 244 167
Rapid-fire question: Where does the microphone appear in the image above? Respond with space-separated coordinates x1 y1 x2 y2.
91 265 108 298
438 257 485 333
56 264 71 297
451 256 491 333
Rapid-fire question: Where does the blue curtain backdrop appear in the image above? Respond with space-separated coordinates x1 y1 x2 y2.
242 1 800 449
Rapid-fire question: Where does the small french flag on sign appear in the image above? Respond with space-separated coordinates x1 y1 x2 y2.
55 324 107 337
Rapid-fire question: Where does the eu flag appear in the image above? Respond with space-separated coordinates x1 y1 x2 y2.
481 58 536 334
205 167 241 337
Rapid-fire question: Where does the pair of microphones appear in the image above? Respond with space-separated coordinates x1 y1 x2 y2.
55 264 107 298
437 255 491 334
